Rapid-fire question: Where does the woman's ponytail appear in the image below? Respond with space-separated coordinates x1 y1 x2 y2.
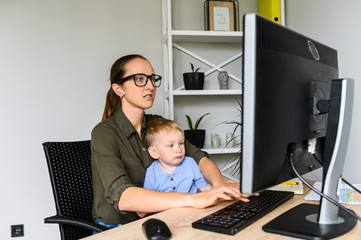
101 54 147 121
101 87 121 121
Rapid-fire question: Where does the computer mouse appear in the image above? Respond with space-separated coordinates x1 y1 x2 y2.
142 218 172 240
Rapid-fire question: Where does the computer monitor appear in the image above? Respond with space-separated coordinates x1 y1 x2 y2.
241 13 356 239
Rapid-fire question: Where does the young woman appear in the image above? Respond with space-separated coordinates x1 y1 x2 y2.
91 54 249 226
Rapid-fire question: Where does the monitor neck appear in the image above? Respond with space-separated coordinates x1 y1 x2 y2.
319 78 354 223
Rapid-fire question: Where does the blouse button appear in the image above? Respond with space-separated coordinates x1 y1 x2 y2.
170 178 173 181
173 187 176 190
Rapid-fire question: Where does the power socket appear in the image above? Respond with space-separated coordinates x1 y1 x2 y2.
11 225 24 237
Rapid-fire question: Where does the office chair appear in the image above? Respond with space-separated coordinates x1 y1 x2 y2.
43 140 109 240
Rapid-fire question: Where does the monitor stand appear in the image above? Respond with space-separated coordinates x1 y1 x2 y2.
263 203 356 239
263 79 357 239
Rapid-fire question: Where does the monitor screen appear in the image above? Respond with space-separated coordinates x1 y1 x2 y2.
241 14 335 194
240 13 356 239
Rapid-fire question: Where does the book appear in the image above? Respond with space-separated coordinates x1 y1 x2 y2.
267 178 304 194
304 181 361 205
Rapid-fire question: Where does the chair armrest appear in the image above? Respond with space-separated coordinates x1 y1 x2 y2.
44 215 110 232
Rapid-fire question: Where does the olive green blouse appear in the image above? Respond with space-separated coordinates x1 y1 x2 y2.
91 108 207 224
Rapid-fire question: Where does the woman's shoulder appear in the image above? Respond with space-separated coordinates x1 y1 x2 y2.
92 108 125 133
91 117 117 139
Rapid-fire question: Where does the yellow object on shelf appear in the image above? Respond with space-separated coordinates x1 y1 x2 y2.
267 178 304 194
281 181 298 185
258 0 281 24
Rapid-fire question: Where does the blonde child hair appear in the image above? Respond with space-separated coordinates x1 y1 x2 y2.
145 119 183 146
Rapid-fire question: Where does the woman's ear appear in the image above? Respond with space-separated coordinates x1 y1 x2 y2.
148 146 160 159
112 83 125 97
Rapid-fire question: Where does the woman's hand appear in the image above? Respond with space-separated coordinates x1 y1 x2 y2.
187 183 250 209
212 179 250 202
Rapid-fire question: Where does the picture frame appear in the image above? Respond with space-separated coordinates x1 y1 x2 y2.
204 0 239 31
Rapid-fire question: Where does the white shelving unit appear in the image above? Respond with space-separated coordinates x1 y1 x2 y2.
162 0 242 161
172 30 243 43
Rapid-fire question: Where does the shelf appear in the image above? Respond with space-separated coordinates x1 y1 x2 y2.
170 89 242 96
172 30 243 43
162 0 243 153
202 147 240 155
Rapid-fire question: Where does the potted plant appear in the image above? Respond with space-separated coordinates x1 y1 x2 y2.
221 99 242 177
183 63 205 90
184 113 210 148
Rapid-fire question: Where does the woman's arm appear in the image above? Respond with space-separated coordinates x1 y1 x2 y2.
118 158 250 214
199 183 213 192
118 185 240 213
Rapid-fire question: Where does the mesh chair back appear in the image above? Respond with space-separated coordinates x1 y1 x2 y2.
43 140 94 239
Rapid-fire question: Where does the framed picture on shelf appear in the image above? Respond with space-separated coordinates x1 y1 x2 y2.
204 0 239 31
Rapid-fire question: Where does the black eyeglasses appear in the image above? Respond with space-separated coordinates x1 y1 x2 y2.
118 74 162 87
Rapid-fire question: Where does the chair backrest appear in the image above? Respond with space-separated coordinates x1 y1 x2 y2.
43 140 94 239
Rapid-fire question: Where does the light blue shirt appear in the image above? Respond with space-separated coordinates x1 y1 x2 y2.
143 156 208 193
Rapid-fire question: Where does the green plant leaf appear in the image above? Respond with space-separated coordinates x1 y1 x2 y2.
236 99 242 114
218 99 242 176
185 114 194 130
190 63 200 72
194 113 210 130
223 121 241 135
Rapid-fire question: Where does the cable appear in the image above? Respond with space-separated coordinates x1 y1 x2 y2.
312 154 361 195
289 152 361 221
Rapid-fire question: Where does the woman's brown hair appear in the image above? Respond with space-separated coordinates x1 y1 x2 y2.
102 54 148 121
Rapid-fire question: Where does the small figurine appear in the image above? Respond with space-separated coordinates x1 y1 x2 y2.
225 133 235 148
218 71 229 89
211 134 220 148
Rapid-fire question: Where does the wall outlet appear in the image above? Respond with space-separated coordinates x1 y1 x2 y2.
11 225 24 237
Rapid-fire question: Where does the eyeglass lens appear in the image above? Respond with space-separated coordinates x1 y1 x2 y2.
133 74 161 87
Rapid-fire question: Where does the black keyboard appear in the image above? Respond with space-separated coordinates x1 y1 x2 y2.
192 190 294 235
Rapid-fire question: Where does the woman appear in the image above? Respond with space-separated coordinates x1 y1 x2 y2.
91 54 249 227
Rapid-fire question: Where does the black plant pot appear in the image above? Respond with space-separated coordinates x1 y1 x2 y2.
183 72 204 90
184 129 205 148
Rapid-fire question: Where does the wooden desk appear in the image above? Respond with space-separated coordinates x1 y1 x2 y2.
84 188 361 240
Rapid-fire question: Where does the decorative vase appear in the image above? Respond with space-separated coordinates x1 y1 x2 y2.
184 129 206 148
183 72 204 90
225 133 235 148
211 134 220 148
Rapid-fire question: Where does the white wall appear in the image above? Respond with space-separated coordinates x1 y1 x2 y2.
285 0 361 184
2 0 360 239
0 0 163 239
